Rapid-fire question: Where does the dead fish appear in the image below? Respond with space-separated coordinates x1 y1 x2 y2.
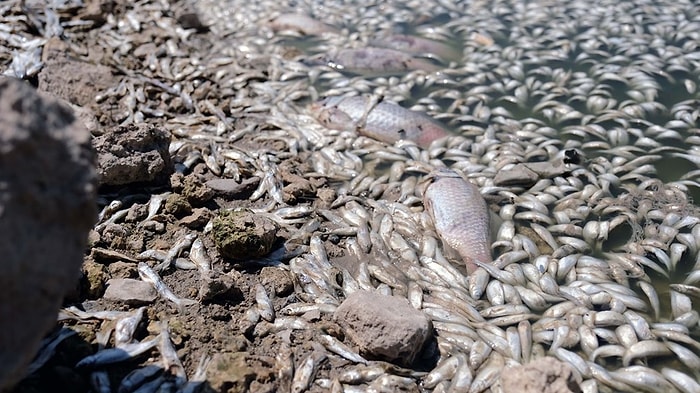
291 351 327 393
138 262 197 312
310 95 450 147
114 307 145 348
308 47 439 75
371 34 460 62
424 169 492 274
268 13 339 35
158 322 187 382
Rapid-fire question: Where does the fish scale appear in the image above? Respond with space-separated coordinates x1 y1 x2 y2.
424 169 492 274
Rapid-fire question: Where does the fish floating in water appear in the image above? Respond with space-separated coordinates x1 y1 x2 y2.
267 13 340 36
370 34 461 62
309 95 450 147
308 47 440 75
423 168 492 274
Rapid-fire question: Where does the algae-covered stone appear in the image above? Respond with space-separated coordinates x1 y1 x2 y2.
81 261 109 299
163 193 193 217
212 210 278 260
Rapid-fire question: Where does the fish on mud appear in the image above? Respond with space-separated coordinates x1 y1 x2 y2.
423 168 492 274
309 95 450 147
370 34 461 62
308 47 440 75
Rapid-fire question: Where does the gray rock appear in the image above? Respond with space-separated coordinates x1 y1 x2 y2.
493 163 539 187
501 356 581 393
38 37 115 109
92 123 173 187
0 76 96 390
103 278 157 305
494 157 579 187
333 290 433 366
205 177 260 199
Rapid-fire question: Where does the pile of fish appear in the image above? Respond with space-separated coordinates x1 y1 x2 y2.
3 0 700 392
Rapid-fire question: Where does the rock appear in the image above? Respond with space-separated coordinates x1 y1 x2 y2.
68 102 100 135
78 0 113 26
279 170 315 204
163 193 193 217
0 76 96 390
259 267 294 297
314 187 336 210
100 223 129 249
333 291 433 366
180 207 212 229
91 247 138 263
182 174 215 206
108 261 138 279
206 177 260 199
204 352 272 393
494 156 579 187
92 123 173 187
493 163 538 187
81 261 109 299
125 203 148 222
501 356 582 393
103 278 157 305
38 37 115 108
212 210 278 260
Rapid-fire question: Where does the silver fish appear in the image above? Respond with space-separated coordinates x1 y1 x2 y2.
318 334 368 364
138 262 197 312
310 95 450 147
114 307 145 349
158 322 187 382
154 233 197 272
291 351 327 393
268 13 339 36
424 169 492 274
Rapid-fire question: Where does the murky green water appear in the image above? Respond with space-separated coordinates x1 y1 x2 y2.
279 0 700 384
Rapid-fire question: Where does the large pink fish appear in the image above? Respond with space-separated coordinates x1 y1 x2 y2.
371 34 461 62
423 169 492 274
310 95 450 147
308 47 440 75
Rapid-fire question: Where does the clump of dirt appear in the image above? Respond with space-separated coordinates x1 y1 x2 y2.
212 210 279 260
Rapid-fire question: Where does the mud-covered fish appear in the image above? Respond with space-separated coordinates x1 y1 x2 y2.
423 169 492 274
310 95 450 147
308 47 439 75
